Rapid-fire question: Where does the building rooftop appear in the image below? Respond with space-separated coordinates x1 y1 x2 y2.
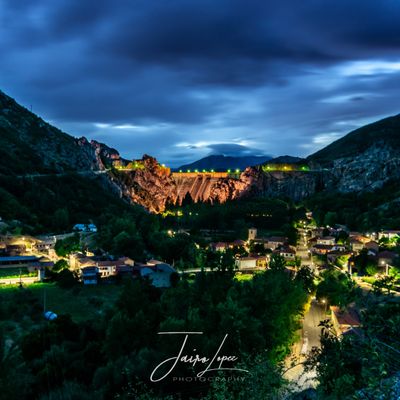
0 256 38 262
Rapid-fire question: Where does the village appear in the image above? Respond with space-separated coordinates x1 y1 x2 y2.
1 215 399 298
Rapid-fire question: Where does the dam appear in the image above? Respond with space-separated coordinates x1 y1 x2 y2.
171 172 240 202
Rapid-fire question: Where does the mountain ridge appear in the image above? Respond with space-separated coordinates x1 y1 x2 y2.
176 154 272 172
1 88 400 218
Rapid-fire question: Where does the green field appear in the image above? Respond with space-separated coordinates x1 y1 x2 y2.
0 282 123 322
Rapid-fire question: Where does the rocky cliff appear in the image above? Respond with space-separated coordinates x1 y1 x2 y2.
323 143 400 192
106 155 178 213
105 160 323 212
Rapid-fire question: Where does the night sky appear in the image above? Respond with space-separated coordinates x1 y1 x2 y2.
1 1 400 167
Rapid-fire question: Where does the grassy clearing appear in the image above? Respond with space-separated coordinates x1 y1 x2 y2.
0 282 123 322
235 273 254 281
362 277 377 285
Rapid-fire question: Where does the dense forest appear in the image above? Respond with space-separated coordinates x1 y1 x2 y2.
0 267 309 399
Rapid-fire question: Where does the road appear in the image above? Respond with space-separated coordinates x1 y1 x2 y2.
7 169 111 179
296 228 318 274
284 299 326 393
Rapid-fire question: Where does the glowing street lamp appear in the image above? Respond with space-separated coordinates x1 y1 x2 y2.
235 169 240 173
227 169 231 173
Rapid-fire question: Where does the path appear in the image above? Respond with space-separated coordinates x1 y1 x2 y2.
284 299 326 393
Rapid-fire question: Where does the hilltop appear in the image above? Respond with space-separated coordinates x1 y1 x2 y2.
308 114 400 165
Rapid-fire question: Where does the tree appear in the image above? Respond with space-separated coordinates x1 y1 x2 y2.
269 254 286 271
372 275 396 295
55 234 81 257
56 269 78 289
323 211 338 227
52 208 69 231
354 248 377 276
0 332 32 400
316 269 359 307
295 266 315 293
53 259 69 272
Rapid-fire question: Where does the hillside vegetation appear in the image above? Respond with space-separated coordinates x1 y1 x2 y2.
308 114 400 165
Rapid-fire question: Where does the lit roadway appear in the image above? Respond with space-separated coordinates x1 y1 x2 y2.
284 299 326 393
296 227 317 274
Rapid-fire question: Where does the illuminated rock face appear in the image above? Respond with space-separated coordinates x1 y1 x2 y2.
326 144 400 192
172 173 247 203
106 156 322 212
106 155 178 213
82 143 400 214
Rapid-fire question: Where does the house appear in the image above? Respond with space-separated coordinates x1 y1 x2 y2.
69 253 95 270
330 305 361 336
136 260 176 288
96 261 118 278
378 230 400 240
80 266 99 285
331 244 347 252
350 238 364 253
364 241 379 255
276 246 296 260
70 253 134 278
317 236 335 246
73 224 98 233
235 255 268 270
247 229 287 250
264 236 287 250
311 244 334 255
116 264 133 276
230 239 246 248
210 242 228 252
33 238 56 254
96 257 135 278
6 244 27 256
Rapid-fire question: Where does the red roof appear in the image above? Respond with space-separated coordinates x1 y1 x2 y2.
331 306 361 327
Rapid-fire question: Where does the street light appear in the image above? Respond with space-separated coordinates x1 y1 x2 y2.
321 298 327 313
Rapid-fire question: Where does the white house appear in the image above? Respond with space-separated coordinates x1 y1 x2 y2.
317 236 335 246
235 255 268 270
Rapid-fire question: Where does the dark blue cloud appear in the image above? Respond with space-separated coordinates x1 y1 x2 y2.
0 0 400 166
